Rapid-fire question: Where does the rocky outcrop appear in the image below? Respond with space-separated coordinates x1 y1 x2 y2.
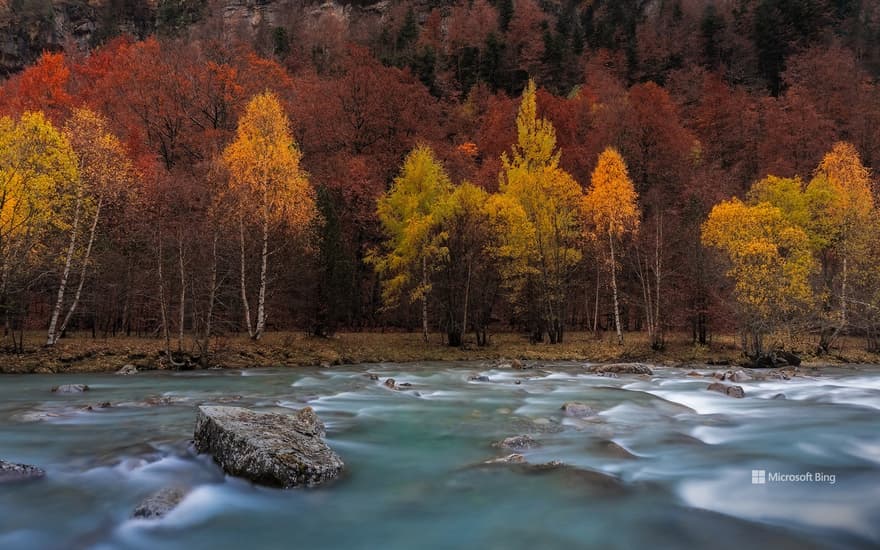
116 364 139 375
492 435 540 451
0 459 45 483
51 384 89 393
588 363 653 375
193 405 343 488
132 486 188 519
706 382 745 398
750 351 801 368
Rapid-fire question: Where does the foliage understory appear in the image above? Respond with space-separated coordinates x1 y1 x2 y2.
0 330 876 374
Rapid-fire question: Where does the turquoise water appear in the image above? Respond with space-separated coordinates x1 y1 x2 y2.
0 362 878 549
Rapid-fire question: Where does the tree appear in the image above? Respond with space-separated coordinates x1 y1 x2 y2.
804 142 874 352
584 147 640 345
371 145 453 343
46 109 135 345
0 111 77 350
499 80 583 343
223 92 317 340
702 198 814 358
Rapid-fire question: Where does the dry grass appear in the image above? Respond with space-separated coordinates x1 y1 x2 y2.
0 330 874 373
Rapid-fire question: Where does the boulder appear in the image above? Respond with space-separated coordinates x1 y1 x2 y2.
588 363 653 375
492 435 540 451
511 358 525 369
751 351 801 368
193 405 343 488
469 375 490 382
383 378 397 390
51 384 89 393
0 459 45 483
724 369 753 382
116 364 139 375
560 402 598 418
132 487 188 519
706 382 745 398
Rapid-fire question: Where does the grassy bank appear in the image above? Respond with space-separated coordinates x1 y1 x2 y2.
0 330 876 374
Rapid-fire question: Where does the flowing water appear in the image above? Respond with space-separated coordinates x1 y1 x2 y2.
0 362 878 549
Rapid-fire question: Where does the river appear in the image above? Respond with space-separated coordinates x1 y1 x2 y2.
0 362 878 549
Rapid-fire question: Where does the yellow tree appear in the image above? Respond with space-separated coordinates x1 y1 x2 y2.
702 199 815 358
0 112 76 349
371 145 453 343
431 182 533 347
47 108 134 345
223 92 317 340
804 142 874 351
499 80 583 344
583 147 640 345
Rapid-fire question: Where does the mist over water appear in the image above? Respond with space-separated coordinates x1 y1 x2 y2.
1 363 878 549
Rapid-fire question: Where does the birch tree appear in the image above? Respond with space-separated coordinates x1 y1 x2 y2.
223 92 316 340
584 147 640 345
46 108 133 345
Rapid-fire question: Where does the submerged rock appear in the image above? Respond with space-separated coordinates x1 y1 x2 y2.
367 373 379 381
193 405 343 488
0 459 45 483
468 375 490 382
132 486 188 519
493 435 540 451
588 363 653 375
116 364 139 375
483 453 526 465
706 382 746 398
722 369 753 382
51 384 89 393
560 402 598 418
771 393 787 400
383 378 397 390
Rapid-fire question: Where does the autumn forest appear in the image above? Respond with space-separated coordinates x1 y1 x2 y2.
2 0 880 363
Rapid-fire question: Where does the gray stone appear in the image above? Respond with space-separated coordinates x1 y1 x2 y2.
193 405 343 488
493 435 540 451
51 384 89 393
132 487 188 519
560 402 598 418
0 459 45 483
588 363 653 375
116 364 139 375
482 453 526 465
707 382 746 398
469 375 490 382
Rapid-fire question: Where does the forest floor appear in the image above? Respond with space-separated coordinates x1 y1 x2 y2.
0 330 877 374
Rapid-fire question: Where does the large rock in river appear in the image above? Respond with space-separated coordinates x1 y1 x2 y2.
132 486 188 519
0 459 45 483
194 406 343 488
588 363 653 375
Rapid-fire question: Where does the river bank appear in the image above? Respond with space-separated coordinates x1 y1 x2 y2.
1 331 877 374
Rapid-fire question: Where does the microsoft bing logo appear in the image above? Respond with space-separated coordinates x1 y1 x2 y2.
752 470 766 484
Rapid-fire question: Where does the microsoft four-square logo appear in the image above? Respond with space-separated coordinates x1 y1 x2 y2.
752 469 766 484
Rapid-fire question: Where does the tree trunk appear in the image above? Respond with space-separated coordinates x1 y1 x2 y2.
201 232 218 361
177 230 186 351
254 214 269 340
593 262 600 334
239 218 254 338
609 232 623 345
58 198 103 341
460 259 471 346
421 255 428 343
47 195 82 345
